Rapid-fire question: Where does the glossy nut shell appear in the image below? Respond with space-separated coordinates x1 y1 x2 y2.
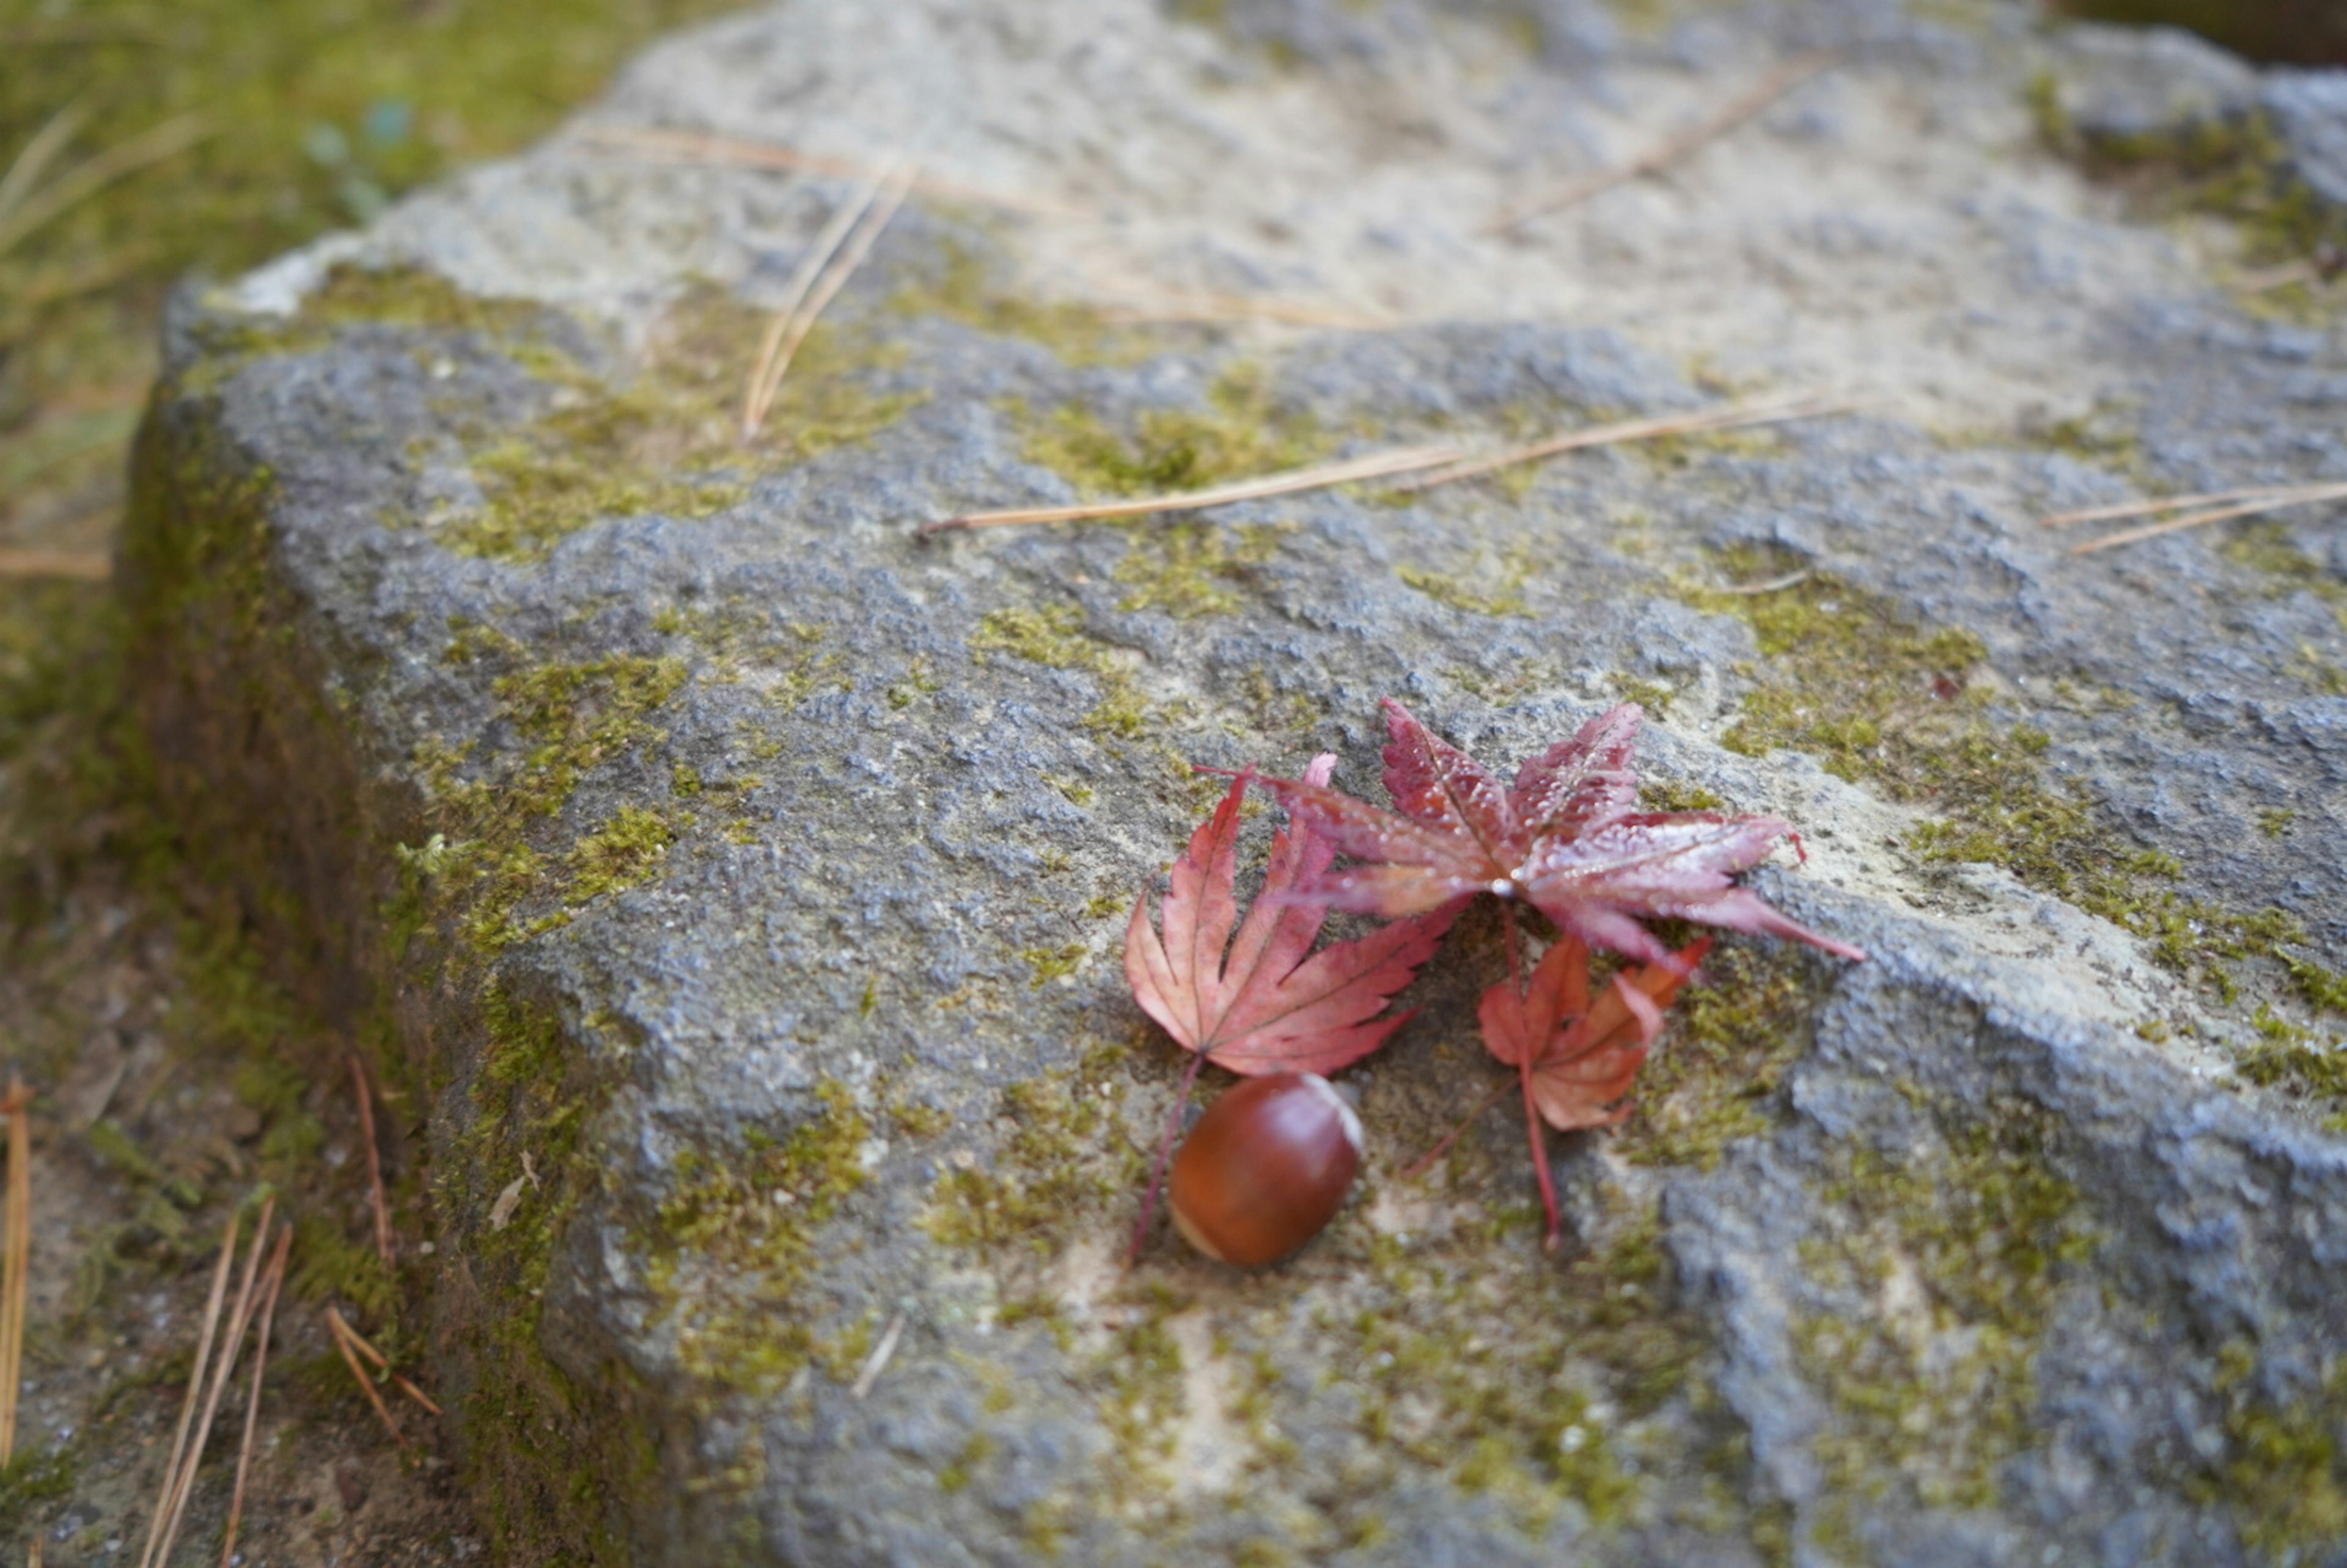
1169 1072 1363 1267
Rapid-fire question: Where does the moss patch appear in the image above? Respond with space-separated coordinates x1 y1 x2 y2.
1679 546 2347 1031
1619 937 1838 1171
647 1079 874 1391
969 603 1156 738
1794 1093 2095 1521
1012 365 1324 499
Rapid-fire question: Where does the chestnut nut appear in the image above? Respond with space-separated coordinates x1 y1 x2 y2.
1168 1072 1362 1267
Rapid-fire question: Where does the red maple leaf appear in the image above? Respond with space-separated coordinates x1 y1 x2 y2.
1125 757 1455 1075
1123 757 1453 1258
1478 934 1710 1247
1253 699 1865 965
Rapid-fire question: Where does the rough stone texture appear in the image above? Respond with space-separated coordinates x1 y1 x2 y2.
126 2 2347 1564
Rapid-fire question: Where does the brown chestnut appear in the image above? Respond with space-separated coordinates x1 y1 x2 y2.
1168 1072 1362 1267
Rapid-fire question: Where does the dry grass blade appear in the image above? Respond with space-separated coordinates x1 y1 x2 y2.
152 1203 276 1568
2041 482 2332 528
743 158 916 439
742 165 895 438
326 1306 408 1451
0 112 213 257
570 124 1068 215
348 1055 394 1268
919 442 1469 535
137 1211 238 1568
0 1077 29 1468
219 1229 292 1568
1392 395 1844 493
0 548 111 582
2070 481 2347 556
850 1311 908 1401
1490 52 1838 233
0 101 91 236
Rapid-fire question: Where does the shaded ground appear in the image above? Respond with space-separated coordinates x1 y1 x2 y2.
0 2 743 1559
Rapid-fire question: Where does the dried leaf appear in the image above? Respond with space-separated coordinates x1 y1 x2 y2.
1257 698 1865 964
1476 933 1710 1246
1124 757 1453 1078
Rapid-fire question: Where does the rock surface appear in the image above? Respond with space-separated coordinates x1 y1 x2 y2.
126 1 2347 1564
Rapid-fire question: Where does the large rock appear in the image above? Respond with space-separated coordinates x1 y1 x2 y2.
125 1 2347 1563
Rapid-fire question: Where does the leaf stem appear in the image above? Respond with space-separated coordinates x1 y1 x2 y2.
1500 903 1563 1250
1398 1075 1515 1180
1129 1049 1210 1266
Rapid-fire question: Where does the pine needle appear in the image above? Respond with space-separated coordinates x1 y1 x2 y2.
0 548 111 581
0 112 213 258
0 1077 29 1468
2041 481 2339 527
850 1311 907 1401
218 1228 291 1568
136 1211 239 1568
917 442 1469 535
741 163 897 438
571 124 1069 215
348 1055 394 1269
1489 53 1839 233
1390 394 1846 493
2066 480 2347 556
741 157 916 439
326 1306 408 1449
151 1203 276 1568
328 1311 443 1415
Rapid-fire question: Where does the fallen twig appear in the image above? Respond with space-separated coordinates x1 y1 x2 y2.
1392 394 1846 493
349 1054 394 1269
742 158 912 438
1489 53 1839 233
0 1077 29 1467
0 548 109 582
2066 480 2347 556
918 442 1469 536
850 1311 908 1401
570 125 1068 215
219 1228 291 1568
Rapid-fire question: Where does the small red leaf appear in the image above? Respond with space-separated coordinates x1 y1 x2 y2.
1125 757 1453 1079
1257 700 1866 964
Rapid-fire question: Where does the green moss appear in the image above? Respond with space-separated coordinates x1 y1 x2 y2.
1397 544 1535 618
2195 1357 2347 1552
0 1446 75 1519
920 1066 1137 1257
1100 1299 1188 1499
1619 937 1837 1171
1794 1096 2095 1517
888 240 1151 367
969 603 1157 738
1012 365 1323 499
2041 86 2347 270
1680 547 2346 1032
646 1080 872 1391
1114 521 1290 618
1637 778 1724 813
567 804 677 901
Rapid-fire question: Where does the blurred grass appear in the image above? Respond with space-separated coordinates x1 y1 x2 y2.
0 0 745 557
2057 1 2347 67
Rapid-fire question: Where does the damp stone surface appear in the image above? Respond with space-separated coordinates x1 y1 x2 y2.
126 2 2347 1564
